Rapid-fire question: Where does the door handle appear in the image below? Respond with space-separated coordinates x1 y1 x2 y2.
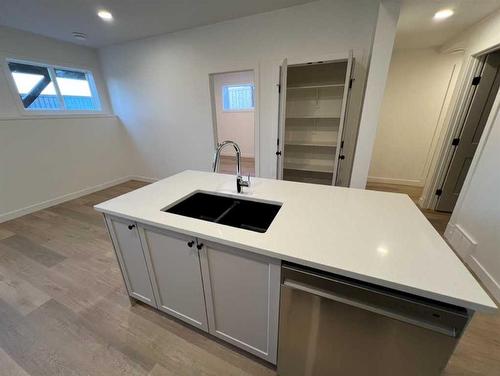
196 243 204 250
187 240 195 248
128 224 136 230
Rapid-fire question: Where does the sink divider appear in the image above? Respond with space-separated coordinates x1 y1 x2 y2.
214 201 240 223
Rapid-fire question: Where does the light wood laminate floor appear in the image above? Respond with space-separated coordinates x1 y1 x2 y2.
0 181 498 375
218 156 255 176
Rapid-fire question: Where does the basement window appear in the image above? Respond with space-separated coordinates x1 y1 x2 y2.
222 84 254 111
7 60 101 112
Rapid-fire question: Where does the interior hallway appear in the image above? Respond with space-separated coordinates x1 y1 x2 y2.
0 181 497 375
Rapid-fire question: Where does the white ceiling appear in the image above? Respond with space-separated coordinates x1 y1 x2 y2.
395 0 500 49
0 0 316 48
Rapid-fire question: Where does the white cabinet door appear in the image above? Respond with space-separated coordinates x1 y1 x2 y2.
139 226 208 331
104 215 156 307
199 241 281 364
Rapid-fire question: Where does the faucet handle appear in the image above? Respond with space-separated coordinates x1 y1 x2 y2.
240 174 250 187
236 174 250 193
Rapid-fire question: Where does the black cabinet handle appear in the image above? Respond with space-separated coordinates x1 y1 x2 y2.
187 241 195 248
196 243 204 250
128 224 136 230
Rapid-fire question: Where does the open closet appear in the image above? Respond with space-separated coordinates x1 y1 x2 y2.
276 54 353 186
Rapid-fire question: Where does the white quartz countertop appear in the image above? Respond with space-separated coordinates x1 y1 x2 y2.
95 170 496 312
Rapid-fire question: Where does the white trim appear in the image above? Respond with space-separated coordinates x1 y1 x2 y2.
0 114 116 122
467 255 500 303
0 175 157 223
449 73 500 222
444 223 478 258
445 223 499 302
132 175 158 183
286 51 349 66
208 67 260 177
367 176 423 187
419 61 461 196
4 57 104 116
420 56 484 209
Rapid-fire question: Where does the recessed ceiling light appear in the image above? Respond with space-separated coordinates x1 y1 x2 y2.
72 32 87 40
433 9 454 20
97 10 113 21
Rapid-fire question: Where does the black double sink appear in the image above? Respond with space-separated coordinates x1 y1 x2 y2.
163 192 281 233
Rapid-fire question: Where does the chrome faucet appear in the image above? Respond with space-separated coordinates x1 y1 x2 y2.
213 140 250 193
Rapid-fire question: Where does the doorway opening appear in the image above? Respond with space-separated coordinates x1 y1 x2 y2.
366 6 500 236
209 70 256 177
434 50 500 212
276 55 354 187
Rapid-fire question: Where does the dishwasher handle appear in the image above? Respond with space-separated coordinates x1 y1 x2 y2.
283 278 462 338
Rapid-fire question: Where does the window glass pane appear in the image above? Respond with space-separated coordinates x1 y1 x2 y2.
8 62 61 110
222 84 254 111
55 69 100 110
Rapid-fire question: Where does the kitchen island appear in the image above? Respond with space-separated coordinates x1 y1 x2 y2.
95 170 496 373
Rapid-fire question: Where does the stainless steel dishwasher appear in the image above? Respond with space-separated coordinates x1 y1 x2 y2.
277 264 471 376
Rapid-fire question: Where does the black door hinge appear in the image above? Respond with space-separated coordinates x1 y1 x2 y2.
277 84 281 93
472 76 481 86
435 189 443 196
452 138 460 146
340 140 344 148
349 78 354 88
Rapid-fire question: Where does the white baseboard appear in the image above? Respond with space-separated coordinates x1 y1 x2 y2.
0 175 156 224
367 176 423 187
444 223 478 258
130 175 158 183
467 255 500 304
445 223 499 304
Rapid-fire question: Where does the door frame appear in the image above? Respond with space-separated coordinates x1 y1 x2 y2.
421 46 500 210
275 51 354 182
209 67 260 177
419 51 486 210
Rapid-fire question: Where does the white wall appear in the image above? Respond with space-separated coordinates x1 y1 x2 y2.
0 26 133 222
213 71 255 158
99 0 381 181
350 0 401 189
368 48 463 187
439 9 500 302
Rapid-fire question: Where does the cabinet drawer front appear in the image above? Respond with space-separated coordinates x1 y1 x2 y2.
141 228 208 330
106 217 156 306
201 243 280 364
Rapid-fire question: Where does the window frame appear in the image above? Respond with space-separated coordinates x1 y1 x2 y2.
221 83 255 113
4 58 103 116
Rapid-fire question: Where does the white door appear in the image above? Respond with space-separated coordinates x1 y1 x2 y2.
334 51 354 186
276 58 288 179
199 241 281 364
105 216 156 307
139 226 208 331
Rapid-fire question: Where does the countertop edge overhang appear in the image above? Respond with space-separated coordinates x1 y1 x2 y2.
95 170 498 313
